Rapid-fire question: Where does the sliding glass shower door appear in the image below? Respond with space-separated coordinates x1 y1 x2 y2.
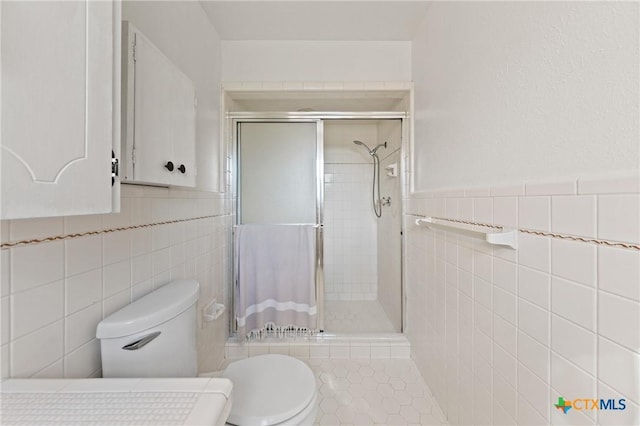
235 121 324 330
238 122 322 224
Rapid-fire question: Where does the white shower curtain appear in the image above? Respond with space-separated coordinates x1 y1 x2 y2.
234 224 317 339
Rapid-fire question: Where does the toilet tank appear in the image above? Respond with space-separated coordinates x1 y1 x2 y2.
96 279 199 378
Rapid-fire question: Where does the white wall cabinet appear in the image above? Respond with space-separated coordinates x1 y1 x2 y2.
1 1 121 220
121 22 196 187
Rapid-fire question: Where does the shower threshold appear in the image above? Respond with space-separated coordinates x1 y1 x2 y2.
224 332 410 360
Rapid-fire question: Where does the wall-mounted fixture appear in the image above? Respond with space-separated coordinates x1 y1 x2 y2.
415 217 518 249
203 298 226 323
385 163 398 177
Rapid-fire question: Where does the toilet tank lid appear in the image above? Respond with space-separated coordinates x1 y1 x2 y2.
96 280 199 339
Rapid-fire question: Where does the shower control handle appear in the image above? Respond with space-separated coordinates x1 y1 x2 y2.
381 196 391 207
164 161 174 172
177 164 186 174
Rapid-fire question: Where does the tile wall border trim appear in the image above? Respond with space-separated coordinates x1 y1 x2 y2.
0 214 224 250
413 215 640 252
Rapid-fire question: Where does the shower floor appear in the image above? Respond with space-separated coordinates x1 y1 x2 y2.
324 300 397 333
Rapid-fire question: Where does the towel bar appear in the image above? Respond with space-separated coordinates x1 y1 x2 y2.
415 217 518 249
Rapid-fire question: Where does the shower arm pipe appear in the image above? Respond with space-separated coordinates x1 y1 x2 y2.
415 217 518 249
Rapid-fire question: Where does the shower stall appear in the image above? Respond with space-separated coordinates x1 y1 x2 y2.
230 112 405 338
322 119 402 333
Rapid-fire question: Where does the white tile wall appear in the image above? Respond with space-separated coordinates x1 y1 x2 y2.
518 196 551 231
598 292 640 351
552 195 597 238
0 186 231 379
598 337 640 404
551 239 597 287
324 122 380 301
11 242 64 293
598 194 640 244
324 163 378 301
11 280 63 339
598 246 640 302
406 173 640 425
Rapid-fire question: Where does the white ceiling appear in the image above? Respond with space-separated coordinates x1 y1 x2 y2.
199 1 430 41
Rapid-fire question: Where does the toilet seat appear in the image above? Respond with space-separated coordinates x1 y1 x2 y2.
222 354 318 426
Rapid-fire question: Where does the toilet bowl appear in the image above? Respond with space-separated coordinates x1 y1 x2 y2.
96 279 318 426
222 354 318 426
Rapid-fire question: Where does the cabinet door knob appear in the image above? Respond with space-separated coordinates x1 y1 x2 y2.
164 161 174 172
177 164 186 174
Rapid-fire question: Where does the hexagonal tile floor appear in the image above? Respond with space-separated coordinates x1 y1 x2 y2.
307 358 448 425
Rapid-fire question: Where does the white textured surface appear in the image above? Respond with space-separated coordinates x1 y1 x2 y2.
412 1 639 191
2 392 198 425
1 378 233 426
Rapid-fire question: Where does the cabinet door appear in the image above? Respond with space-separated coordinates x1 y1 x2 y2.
1 1 118 219
170 69 196 187
131 29 174 185
126 25 196 188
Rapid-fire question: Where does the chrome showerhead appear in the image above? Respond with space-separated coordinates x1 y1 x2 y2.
353 140 387 156
353 140 372 155
353 141 387 156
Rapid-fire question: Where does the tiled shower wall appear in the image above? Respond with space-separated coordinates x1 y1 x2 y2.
324 164 377 301
404 174 640 425
323 122 379 301
1 185 232 379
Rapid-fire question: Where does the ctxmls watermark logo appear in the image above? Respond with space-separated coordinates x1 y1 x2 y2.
554 396 626 414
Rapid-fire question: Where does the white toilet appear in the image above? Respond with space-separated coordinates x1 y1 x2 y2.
96 279 318 426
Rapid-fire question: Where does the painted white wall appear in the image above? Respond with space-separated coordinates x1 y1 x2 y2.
412 1 639 192
222 41 411 82
123 0 222 192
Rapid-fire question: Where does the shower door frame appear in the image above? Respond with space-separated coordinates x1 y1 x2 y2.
229 111 408 336
231 117 326 332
